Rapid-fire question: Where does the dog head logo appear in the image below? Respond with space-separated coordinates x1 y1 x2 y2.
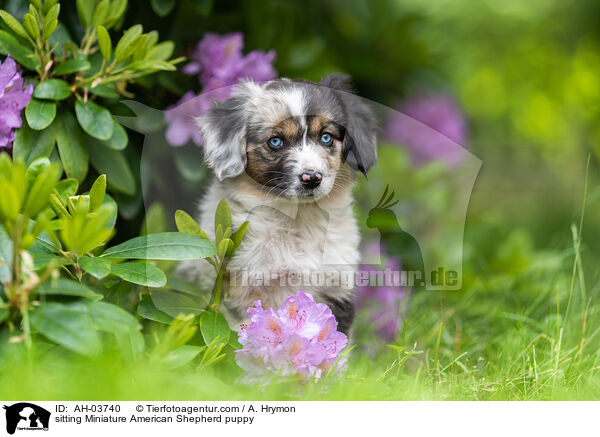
3 403 50 434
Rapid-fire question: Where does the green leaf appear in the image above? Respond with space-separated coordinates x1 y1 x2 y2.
215 199 232 237
42 0 59 13
146 41 174 61
55 111 88 182
84 300 139 333
150 289 205 317
126 34 148 60
54 178 79 200
88 142 135 195
30 302 102 356
110 262 167 287
61 203 115 256
0 30 39 70
161 345 204 370
101 232 216 260
104 119 128 150
199 310 230 345
105 0 128 28
33 79 72 100
67 194 90 215
175 209 209 239
217 237 232 259
13 120 56 165
151 0 175 17
76 0 94 27
92 0 109 27
79 255 111 279
128 59 176 71
137 295 173 323
53 58 91 75
228 332 242 350
0 159 25 221
25 99 56 130
23 13 39 40
44 4 61 27
49 192 69 218
144 30 158 49
165 274 209 298
231 221 249 249
114 24 142 62
40 18 57 41
96 25 111 61
31 252 72 270
25 157 51 188
37 278 103 300
75 100 113 140
0 185 21 221
23 161 59 216
69 299 144 358
89 83 120 99
215 224 223 246
0 10 29 40
89 174 106 212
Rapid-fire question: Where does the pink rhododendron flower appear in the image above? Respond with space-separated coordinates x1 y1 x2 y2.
165 32 277 147
164 87 230 146
235 291 348 379
386 92 468 166
183 32 276 88
0 56 33 149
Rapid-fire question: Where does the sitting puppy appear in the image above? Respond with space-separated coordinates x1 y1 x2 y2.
178 74 377 334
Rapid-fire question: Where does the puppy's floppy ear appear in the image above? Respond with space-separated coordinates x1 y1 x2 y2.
320 73 355 93
196 81 261 180
321 74 377 175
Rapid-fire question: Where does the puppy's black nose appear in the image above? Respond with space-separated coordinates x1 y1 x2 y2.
300 170 322 189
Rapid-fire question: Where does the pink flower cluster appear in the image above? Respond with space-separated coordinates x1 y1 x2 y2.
0 56 33 149
182 33 276 89
235 291 348 379
165 33 277 147
385 92 468 166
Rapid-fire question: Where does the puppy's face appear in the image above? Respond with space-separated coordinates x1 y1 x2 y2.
245 107 346 199
198 75 377 200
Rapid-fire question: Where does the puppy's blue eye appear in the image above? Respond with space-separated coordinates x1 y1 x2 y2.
268 137 283 149
320 132 333 145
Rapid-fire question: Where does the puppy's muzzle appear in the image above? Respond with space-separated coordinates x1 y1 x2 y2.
299 169 322 190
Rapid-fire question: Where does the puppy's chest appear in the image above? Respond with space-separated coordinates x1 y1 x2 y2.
229 206 359 273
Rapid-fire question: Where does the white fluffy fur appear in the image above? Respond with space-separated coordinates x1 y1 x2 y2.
178 173 360 330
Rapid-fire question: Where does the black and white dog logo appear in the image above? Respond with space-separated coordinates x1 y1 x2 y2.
3 403 50 434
